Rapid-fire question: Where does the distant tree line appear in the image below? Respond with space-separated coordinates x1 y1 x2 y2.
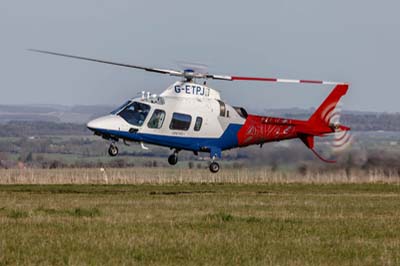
0 118 399 174
1 112 400 138
341 113 400 131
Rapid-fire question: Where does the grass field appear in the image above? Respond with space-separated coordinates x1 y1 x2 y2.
0 183 399 265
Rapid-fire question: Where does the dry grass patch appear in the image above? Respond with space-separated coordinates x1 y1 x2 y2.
0 167 399 185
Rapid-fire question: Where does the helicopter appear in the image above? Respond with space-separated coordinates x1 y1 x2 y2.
29 49 350 173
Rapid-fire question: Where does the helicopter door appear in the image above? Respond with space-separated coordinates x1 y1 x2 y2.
147 109 166 129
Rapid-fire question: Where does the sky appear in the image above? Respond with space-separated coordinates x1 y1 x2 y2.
0 0 399 112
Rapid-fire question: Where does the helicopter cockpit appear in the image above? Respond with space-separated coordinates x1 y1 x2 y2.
110 92 166 128
113 101 151 126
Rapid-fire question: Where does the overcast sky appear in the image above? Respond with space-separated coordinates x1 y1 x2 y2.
1 0 399 112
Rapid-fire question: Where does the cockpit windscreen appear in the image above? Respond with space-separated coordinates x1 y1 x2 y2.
110 101 131 115
118 102 150 126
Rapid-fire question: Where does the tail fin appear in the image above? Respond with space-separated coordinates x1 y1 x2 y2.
308 84 349 126
300 84 349 163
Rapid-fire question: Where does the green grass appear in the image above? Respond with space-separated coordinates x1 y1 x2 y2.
0 184 399 265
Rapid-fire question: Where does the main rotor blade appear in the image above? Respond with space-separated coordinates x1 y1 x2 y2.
28 49 182 76
208 74 347 85
29 49 347 85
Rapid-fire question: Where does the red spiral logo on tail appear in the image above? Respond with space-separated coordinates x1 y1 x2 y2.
323 105 353 151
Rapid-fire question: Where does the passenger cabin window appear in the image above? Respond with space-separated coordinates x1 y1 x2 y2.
118 102 150 126
217 100 226 117
147 109 166 129
194 117 203 131
169 113 192 131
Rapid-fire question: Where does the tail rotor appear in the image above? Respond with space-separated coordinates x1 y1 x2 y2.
323 104 353 152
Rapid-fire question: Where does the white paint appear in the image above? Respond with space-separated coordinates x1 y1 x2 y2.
87 81 246 140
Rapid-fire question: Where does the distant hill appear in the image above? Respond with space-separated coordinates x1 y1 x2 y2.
0 104 112 124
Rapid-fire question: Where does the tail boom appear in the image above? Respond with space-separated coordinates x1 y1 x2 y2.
236 84 350 162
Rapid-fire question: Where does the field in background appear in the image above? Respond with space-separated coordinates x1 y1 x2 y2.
0 112 399 265
0 167 400 185
1 114 400 172
0 183 399 265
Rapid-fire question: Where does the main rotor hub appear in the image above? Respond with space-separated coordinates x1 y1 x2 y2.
183 69 196 82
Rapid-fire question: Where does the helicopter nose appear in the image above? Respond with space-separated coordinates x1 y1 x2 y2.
86 117 103 131
87 115 120 131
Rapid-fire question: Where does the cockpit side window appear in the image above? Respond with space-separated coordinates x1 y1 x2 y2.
118 102 150 126
147 109 166 129
110 100 131 115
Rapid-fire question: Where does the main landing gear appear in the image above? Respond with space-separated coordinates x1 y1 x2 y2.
208 148 221 173
168 150 179 165
108 143 119 157
168 154 178 165
209 161 220 173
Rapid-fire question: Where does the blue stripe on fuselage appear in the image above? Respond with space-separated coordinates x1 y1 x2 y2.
94 124 242 151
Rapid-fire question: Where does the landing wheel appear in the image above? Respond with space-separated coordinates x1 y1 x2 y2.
108 144 118 157
209 162 220 173
168 154 178 165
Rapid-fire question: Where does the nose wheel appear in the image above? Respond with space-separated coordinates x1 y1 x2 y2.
108 144 119 157
209 162 220 173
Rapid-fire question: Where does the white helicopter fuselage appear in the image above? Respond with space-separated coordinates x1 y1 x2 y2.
87 81 246 157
